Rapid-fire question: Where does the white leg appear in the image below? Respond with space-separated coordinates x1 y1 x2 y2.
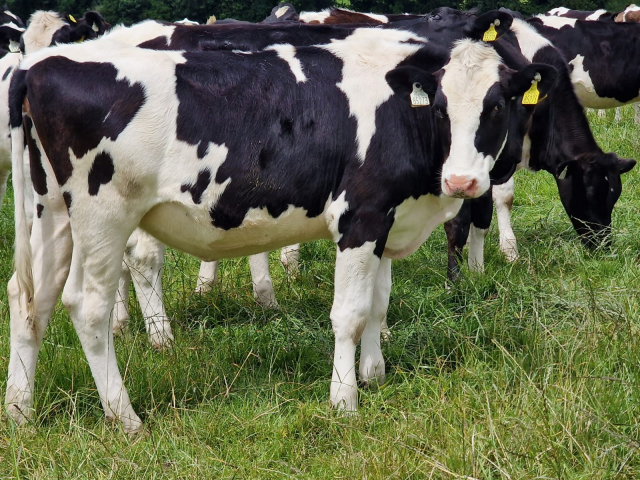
6 187 72 424
468 225 488 272
125 229 172 349
359 257 391 386
195 261 219 294
112 261 131 336
248 253 277 307
492 177 518 262
61 230 142 434
615 107 622 122
597 109 606 118
280 243 300 277
634 104 640 124
330 243 380 411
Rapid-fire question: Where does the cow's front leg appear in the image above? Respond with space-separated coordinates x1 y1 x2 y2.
359 257 391 387
195 261 219 294
492 177 518 262
468 188 493 272
280 244 300 277
248 253 277 307
444 201 471 283
125 230 172 349
62 227 142 434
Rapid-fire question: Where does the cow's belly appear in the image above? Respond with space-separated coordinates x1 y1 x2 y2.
384 194 463 259
139 200 332 261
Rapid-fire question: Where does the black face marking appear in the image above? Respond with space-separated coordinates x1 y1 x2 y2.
36 203 44 218
2 66 12 81
25 58 145 187
24 116 47 196
180 169 211 204
63 191 72 212
88 152 115 196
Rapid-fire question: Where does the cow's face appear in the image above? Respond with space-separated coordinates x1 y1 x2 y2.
436 41 556 198
387 40 556 199
555 154 636 247
51 11 111 45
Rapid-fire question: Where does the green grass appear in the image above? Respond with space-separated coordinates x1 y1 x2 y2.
2 106 640 478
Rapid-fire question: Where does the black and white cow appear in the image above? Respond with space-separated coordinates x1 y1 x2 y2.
6 20 556 432
545 7 615 21
21 10 110 55
0 7 24 54
426 11 637 280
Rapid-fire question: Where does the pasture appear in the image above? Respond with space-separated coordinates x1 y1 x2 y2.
1 107 639 478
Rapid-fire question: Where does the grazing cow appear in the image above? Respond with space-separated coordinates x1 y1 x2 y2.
546 7 615 21
6 18 556 431
434 13 637 279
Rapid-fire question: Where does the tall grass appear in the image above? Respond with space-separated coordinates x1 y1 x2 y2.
1 106 640 478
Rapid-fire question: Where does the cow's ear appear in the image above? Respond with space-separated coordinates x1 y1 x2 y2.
505 64 557 104
617 157 637 174
386 66 438 105
556 160 577 180
465 10 513 42
83 11 110 33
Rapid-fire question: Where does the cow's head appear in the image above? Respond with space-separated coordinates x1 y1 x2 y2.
51 11 111 44
388 40 557 199
555 153 636 247
263 3 299 23
0 8 24 52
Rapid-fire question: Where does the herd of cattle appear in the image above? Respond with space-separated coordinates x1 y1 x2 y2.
1 3 639 434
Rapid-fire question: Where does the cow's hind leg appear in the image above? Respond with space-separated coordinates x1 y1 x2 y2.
61 224 142 434
6 189 72 424
493 177 518 262
359 257 391 387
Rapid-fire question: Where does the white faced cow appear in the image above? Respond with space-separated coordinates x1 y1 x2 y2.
5 25 554 433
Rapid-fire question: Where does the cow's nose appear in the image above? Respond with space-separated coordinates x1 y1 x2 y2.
443 175 478 198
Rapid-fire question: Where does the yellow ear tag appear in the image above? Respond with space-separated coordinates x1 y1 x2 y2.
69 14 77 23
75 36 85 43
483 23 498 42
522 74 542 105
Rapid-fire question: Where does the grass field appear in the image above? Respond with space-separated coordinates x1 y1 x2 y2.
1 106 640 479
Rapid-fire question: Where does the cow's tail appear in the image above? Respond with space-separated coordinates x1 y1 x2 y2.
9 68 34 319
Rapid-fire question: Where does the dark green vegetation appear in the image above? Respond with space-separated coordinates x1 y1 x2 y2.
5 0 638 25
1 107 640 477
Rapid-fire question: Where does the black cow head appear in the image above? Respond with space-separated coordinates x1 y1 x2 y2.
0 8 24 52
51 11 111 45
263 3 299 23
387 39 558 199
555 153 636 247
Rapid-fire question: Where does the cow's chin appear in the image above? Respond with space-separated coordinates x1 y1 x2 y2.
440 172 490 199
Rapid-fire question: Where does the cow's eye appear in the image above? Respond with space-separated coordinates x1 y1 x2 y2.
435 107 445 119
430 14 441 21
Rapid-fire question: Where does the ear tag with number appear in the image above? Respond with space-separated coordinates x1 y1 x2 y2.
69 14 77 23
522 73 542 105
483 23 498 42
410 82 430 107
